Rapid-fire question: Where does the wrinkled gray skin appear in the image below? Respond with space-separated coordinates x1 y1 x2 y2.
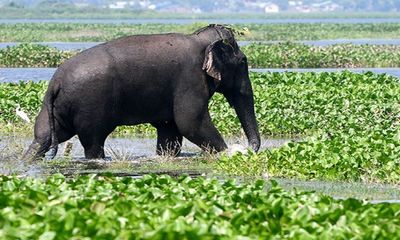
24 24 261 159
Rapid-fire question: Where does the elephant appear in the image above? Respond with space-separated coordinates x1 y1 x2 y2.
24 24 261 160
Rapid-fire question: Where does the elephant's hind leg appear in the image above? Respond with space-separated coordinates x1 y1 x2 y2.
78 133 107 159
152 121 183 156
23 106 74 160
77 124 115 159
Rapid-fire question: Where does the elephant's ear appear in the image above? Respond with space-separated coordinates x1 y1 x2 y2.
202 39 235 82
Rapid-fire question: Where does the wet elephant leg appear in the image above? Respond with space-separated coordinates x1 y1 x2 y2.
76 123 115 159
174 99 227 153
78 132 108 159
23 106 74 160
152 121 183 156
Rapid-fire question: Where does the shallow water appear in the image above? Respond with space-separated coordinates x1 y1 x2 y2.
0 67 55 82
1 135 399 202
1 67 399 83
0 42 102 50
2 39 400 50
1 18 400 24
252 68 400 77
0 135 292 177
0 136 289 160
276 178 400 203
239 39 400 47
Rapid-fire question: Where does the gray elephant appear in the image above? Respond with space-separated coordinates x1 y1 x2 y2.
24 24 260 159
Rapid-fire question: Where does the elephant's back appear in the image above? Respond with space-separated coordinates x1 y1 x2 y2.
102 33 199 65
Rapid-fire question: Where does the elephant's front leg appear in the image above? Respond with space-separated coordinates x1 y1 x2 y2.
152 121 183 156
174 98 227 153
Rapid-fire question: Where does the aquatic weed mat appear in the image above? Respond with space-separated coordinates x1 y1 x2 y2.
216 71 400 183
0 174 399 239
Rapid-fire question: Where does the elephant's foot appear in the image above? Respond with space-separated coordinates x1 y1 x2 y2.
156 140 182 156
22 140 50 161
83 146 105 159
153 121 183 157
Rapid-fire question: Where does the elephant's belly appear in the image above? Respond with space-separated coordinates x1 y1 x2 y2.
118 99 174 126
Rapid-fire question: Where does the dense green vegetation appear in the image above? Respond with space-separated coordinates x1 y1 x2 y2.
1 22 400 42
216 72 400 182
244 42 400 68
1 11 399 238
0 174 399 239
3 42 400 68
0 43 73 67
0 80 47 124
1 72 399 182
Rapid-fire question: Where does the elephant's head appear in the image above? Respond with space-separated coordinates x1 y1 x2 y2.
196 25 261 152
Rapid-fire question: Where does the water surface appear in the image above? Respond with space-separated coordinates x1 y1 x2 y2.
0 136 290 178
2 39 400 50
1 135 399 202
1 68 399 82
1 18 400 24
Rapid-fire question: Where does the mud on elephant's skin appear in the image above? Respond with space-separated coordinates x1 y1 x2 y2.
24 24 261 160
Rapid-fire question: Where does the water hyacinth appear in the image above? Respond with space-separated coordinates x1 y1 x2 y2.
0 43 74 67
242 42 400 68
0 174 399 239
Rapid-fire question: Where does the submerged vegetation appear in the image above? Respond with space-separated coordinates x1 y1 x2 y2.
1 22 400 42
1 72 399 182
3 42 400 68
0 174 399 239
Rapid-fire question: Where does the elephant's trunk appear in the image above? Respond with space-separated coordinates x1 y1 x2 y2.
226 77 261 152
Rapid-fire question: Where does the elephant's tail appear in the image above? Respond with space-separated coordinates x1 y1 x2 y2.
46 78 60 159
